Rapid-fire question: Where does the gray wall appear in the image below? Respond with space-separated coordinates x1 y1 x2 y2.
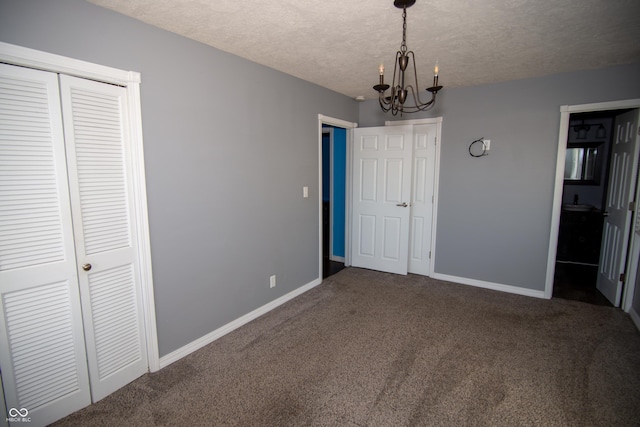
360 64 640 292
0 0 358 357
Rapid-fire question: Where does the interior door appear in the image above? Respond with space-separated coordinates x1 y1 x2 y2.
597 109 640 306
0 64 91 426
408 124 437 276
351 125 413 274
59 75 148 402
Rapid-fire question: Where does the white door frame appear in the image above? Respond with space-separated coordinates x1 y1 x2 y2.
545 98 640 312
0 41 160 371
385 117 443 277
625 161 640 314
317 115 357 280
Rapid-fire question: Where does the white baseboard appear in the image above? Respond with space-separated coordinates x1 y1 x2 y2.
158 277 323 369
629 306 640 331
158 272 548 369
330 255 345 263
430 272 547 299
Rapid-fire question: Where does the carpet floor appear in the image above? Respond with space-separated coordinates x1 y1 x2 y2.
55 267 640 426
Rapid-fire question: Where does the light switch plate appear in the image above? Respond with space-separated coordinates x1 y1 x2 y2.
303 186 309 198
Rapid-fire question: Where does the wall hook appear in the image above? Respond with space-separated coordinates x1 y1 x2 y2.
469 137 489 157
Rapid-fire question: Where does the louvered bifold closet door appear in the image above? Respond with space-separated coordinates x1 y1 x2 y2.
59 75 147 402
0 64 91 427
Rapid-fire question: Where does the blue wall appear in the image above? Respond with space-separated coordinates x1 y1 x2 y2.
332 127 346 258
321 126 346 259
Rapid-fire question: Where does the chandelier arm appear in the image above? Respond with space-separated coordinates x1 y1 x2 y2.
378 95 391 112
410 87 437 112
380 91 391 107
404 85 420 112
416 97 436 111
407 51 426 105
392 50 401 92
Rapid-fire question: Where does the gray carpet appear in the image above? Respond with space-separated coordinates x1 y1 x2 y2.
55 268 640 426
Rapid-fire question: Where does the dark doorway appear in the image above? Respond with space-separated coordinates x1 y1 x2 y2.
553 262 612 306
553 110 621 306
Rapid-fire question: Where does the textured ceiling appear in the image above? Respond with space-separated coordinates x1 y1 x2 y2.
86 0 640 100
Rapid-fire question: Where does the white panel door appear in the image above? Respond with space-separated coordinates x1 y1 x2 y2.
351 126 413 274
0 64 91 427
597 109 640 306
408 124 437 276
59 75 148 402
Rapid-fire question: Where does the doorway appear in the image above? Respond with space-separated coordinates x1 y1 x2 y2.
317 114 357 280
322 126 347 278
553 110 616 306
547 99 640 310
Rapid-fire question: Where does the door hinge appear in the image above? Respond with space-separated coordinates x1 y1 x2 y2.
428 251 432 259
620 273 626 283
629 201 635 212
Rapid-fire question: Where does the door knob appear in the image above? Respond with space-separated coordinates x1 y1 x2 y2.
82 263 92 271
396 202 408 207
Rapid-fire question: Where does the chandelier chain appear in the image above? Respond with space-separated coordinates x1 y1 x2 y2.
401 8 408 52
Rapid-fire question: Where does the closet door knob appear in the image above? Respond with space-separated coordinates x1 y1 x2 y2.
82 263 92 271
396 202 408 207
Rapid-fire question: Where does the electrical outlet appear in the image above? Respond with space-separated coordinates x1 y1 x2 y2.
303 186 309 198
483 139 491 151
270 275 276 288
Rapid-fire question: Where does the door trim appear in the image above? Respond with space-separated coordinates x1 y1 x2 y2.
625 151 640 313
0 42 160 372
546 99 640 311
318 115 357 280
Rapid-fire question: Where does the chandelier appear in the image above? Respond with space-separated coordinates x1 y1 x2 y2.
373 0 442 115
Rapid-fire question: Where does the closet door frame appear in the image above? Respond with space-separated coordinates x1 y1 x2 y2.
0 41 160 372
